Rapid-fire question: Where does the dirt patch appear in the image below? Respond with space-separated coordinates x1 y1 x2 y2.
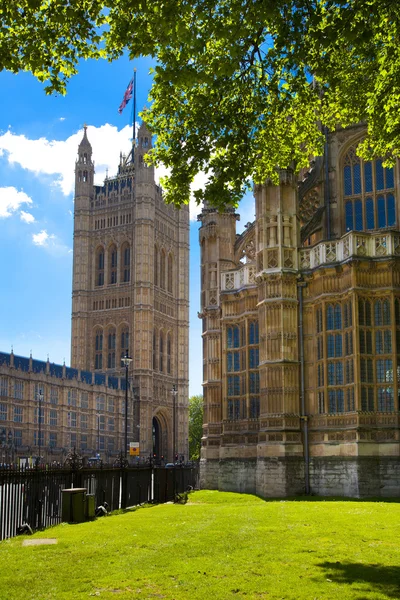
22 538 58 546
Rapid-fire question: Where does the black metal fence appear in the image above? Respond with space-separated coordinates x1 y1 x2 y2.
0 464 199 541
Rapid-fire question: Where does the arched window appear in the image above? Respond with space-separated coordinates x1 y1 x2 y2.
160 250 166 289
167 333 172 374
153 330 157 370
107 328 116 369
95 328 103 370
159 332 164 372
167 253 173 293
109 245 117 284
154 245 158 287
120 326 129 361
96 247 105 287
122 244 130 283
343 146 396 233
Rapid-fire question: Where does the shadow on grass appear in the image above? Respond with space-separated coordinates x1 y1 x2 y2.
317 561 400 598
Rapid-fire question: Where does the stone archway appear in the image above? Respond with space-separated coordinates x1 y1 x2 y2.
152 411 169 460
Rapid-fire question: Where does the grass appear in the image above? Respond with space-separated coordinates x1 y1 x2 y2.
1 490 400 600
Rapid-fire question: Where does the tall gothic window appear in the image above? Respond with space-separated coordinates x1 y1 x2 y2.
168 253 173 293
154 245 159 287
359 297 394 412
159 332 164 372
122 244 130 283
167 333 172 374
160 250 166 289
96 247 105 287
317 301 354 414
226 323 250 420
153 329 157 370
107 328 116 369
95 328 103 370
109 245 117 284
343 146 396 233
120 326 129 361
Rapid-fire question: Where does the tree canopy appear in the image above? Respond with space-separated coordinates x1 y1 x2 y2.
188 395 203 461
2 1 400 208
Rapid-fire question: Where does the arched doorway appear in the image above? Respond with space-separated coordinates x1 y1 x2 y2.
152 417 161 458
152 412 169 460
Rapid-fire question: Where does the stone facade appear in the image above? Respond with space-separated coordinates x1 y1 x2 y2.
71 124 190 461
0 351 127 463
199 124 400 497
0 124 189 464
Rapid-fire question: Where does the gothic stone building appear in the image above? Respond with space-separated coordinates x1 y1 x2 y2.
0 124 189 464
199 124 400 497
0 351 129 463
71 124 190 461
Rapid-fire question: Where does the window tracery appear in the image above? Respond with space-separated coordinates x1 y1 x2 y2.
95 328 103 370
96 247 105 287
109 245 117 284
122 243 130 283
107 327 116 369
343 146 396 232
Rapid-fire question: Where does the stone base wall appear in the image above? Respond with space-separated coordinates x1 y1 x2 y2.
310 456 400 498
256 457 305 497
218 459 257 494
199 458 220 490
201 455 400 498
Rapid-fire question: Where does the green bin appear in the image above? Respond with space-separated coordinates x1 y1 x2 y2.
61 488 87 523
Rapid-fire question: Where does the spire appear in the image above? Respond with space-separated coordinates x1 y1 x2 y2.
79 123 92 151
75 124 94 197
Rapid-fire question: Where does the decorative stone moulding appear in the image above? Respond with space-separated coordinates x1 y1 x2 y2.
299 230 400 272
221 265 257 292
221 231 400 293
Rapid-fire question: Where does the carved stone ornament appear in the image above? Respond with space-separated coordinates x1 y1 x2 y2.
299 188 320 225
243 239 256 261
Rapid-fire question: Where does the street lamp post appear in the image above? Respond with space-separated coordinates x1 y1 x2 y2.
96 413 101 458
121 351 133 460
171 385 178 463
37 388 43 467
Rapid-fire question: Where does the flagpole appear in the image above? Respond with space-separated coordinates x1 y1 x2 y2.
132 68 137 163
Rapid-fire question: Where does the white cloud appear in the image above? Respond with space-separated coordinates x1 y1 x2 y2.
0 186 32 218
59 117 66 121
20 211 35 224
0 124 133 196
31 229 71 256
0 124 208 220
32 230 55 246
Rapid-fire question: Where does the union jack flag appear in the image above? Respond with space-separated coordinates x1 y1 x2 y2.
118 79 133 114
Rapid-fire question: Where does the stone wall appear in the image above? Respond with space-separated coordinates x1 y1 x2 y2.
201 455 400 498
310 457 400 498
218 458 257 494
199 458 220 490
256 457 305 497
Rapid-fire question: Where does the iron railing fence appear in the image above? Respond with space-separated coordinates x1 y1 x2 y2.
0 464 199 541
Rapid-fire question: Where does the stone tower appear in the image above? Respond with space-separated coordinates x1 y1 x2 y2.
71 124 190 461
198 202 240 488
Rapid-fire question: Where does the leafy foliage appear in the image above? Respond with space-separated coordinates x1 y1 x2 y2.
2 1 400 207
188 395 203 461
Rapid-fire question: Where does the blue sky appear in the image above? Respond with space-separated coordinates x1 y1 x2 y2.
0 54 255 397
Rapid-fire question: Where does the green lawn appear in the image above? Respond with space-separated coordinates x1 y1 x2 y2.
1 490 400 600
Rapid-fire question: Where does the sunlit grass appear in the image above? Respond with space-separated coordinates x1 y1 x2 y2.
1 491 399 599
